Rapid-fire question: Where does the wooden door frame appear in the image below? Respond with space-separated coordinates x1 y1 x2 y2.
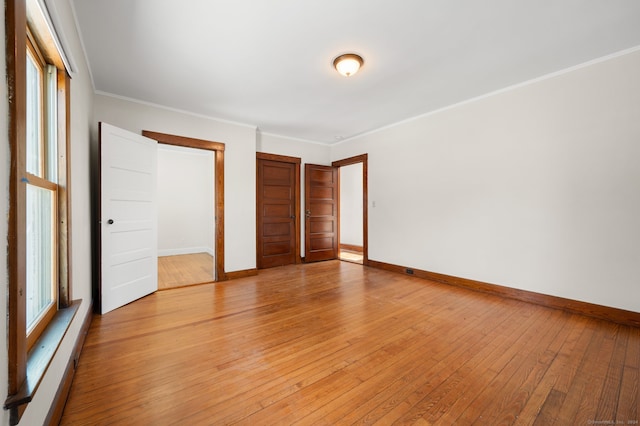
332 154 368 266
256 152 302 266
142 130 227 281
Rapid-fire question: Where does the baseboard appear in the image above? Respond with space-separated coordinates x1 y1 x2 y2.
158 247 215 257
340 243 363 253
367 259 640 328
45 301 93 425
224 268 258 281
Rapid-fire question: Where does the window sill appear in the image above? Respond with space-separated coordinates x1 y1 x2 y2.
4 300 81 414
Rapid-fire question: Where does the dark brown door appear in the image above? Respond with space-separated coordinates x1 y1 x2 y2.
305 164 338 262
257 158 297 268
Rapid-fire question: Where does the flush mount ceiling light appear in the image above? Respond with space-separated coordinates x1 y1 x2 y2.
333 53 364 77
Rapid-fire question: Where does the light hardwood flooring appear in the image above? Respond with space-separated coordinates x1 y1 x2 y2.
61 261 639 425
158 252 214 290
339 249 364 264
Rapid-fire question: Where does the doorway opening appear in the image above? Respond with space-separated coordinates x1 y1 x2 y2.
337 162 363 264
332 154 368 266
142 130 226 287
157 144 215 289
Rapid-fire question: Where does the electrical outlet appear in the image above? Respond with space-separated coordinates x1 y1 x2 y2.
406 268 414 275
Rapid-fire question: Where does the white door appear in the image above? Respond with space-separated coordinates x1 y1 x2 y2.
100 122 158 314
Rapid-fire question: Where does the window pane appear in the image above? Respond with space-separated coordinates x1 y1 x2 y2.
26 52 43 177
45 65 58 183
26 184 56 331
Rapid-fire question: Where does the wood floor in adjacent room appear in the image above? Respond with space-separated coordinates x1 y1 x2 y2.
158 252 214 290
339 249 364 265
61 260 639 425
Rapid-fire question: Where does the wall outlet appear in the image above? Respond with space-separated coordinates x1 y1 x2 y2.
406 268 414 275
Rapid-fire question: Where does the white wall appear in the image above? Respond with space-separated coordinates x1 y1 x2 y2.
331 48 640 313
257 132 331 257
93 94 257 272
0 0 96 424
339 163 363 247
157 145 214 256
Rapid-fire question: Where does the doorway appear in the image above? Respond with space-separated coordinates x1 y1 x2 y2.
333 154 368 265
99 125 226 314
157 144 215 289
142 130 226 284
338 162 364 264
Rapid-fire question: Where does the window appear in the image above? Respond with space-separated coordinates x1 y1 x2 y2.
25 34 59 351
5 0 73 422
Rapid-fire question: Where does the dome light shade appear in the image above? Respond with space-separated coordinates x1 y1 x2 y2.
333 53 364 77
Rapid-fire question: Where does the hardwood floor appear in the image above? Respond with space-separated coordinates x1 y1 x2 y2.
158 252 214 290
339 250 364 264
61 261 639 425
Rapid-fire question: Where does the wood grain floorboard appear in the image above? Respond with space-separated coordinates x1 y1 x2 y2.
158 252 214 290
60 260 640 425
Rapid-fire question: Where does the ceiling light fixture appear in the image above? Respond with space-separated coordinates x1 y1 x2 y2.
333 53 364 77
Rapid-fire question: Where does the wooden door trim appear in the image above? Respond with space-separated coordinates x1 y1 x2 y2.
142 131 225 152
256 152 300 164
142 130 227 281
332 154 368 266
256 152 302 266
332 153 367 168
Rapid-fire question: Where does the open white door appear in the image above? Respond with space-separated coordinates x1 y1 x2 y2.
100 123 158 314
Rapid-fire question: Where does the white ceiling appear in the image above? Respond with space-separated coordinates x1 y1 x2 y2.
71 0 640 144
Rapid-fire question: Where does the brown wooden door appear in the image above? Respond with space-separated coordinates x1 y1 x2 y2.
257 158 298 268
305 164 338 262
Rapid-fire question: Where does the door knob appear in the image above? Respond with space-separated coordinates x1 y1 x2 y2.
305 210 311 217
107 219 114 225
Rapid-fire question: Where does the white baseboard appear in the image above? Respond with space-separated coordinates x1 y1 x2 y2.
158 247 214 257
